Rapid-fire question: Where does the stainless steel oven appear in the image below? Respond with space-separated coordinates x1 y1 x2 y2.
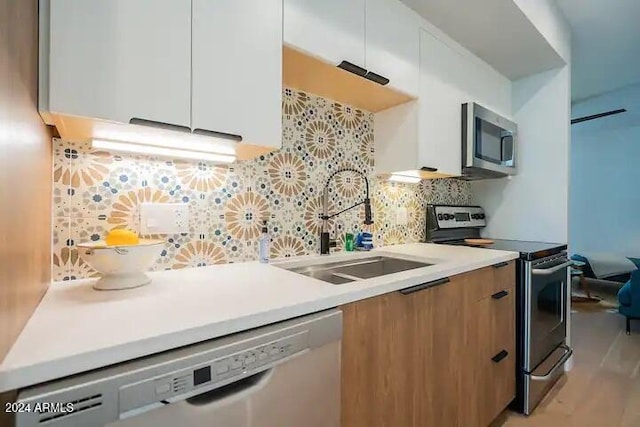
462 102 517 180
521 252 573 415
425 204 573 415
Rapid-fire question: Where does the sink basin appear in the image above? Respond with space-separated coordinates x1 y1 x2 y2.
279 256 433 284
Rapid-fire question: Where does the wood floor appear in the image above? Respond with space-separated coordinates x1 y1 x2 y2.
493 310 640 427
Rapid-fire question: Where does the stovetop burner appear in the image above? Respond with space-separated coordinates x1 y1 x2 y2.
434 238 568 260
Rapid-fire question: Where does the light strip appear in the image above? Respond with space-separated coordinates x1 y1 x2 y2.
388 174 421 184
92 139 236 163
94 127 236 156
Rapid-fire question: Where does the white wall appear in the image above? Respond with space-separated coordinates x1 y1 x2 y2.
513 0 571 63
473 66 571 243
570 82 640 256
471 1 571 243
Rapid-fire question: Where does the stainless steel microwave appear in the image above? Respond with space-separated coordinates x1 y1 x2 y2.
462 102 517 180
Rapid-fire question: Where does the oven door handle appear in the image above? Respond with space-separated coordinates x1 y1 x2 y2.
529 345 573 381
532 260 574 276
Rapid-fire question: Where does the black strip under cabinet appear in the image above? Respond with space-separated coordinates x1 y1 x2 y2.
364 71 389 86
336 61 390 87
337 60 367 77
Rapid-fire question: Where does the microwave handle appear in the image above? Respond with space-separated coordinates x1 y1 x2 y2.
500 134 513 162
532 260 574 276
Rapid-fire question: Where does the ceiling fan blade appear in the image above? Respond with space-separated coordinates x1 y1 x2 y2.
571 109 627 124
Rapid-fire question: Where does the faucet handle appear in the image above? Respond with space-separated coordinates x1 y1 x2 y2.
320 232 337 255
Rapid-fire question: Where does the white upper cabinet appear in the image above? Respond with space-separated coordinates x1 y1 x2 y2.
191 0 283 148
365 0 419 96
417 77 464 176
284 0 365 68
47 0 192 129
418 28 465 176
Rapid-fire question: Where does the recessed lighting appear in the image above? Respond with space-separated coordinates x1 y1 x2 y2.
91 139 236 163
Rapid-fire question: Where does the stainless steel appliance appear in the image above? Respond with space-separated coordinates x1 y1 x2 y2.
15 310 342 427
462 102 517 180
426 204 572 415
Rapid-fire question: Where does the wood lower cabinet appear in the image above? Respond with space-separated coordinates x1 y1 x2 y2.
462 264 516 427
341 289 416 427
341 261 516 427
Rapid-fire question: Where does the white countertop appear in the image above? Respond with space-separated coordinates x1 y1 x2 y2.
0 243 518 393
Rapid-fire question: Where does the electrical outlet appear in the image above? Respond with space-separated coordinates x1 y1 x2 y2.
140 203 190 234
396 207 408 226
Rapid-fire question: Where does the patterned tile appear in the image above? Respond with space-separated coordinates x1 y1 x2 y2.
171 235 226 269
53 88 472 280
52 217 71 281
52 139 71 218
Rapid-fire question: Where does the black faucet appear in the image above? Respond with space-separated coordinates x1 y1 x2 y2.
320 168 373 255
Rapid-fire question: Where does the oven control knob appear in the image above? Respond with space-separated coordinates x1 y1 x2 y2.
437 213 443 220
479 214 485 219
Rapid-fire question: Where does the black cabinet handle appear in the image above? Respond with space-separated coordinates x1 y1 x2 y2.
492 290 509 299
493 261 509 269
420 166 438 172
492 350 509 363
192 128 242 142
130 117 191 133
337 61 367 77
400 277 450 295
364 71 389 86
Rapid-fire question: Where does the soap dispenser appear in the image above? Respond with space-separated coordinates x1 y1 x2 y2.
258 220 270 263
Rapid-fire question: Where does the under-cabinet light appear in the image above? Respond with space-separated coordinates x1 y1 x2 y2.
93 126 237 156
388 174 421 184
91 139 236 163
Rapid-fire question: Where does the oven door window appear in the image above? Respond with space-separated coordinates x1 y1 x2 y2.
528 265 567 369
475 118 514 166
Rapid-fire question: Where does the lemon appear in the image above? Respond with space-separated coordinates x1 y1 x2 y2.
105 229 140 246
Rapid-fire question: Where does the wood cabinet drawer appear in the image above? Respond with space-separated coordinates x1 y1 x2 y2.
465 261 515 302
341 263 516 427
493 260 516 292
482 345 516 425
484 285 516 424
488 289 515 361
461 280 516 427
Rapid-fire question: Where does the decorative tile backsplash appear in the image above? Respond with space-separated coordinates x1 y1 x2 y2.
52 88 471 280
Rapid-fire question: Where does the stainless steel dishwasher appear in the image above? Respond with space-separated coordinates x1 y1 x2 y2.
15 309 342 427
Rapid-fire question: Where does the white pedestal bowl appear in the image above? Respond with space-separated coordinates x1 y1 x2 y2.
77 240 165 290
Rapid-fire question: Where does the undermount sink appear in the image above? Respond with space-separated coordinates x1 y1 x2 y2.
279 256 433 285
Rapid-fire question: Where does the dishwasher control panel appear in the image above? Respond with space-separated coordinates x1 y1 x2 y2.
118 331 308 415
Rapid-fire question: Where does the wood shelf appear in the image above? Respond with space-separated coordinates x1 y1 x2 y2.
283 45 415 113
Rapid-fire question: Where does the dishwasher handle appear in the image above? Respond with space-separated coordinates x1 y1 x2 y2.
186 369 271 406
